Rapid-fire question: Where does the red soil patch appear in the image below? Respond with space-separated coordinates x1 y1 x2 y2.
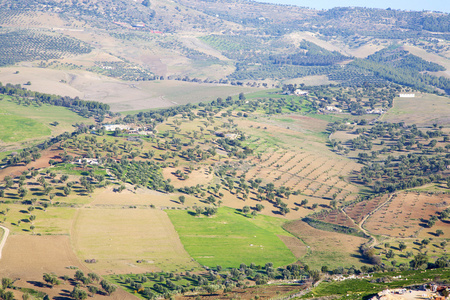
344 194 390 224
0 149 62 181
311 209 357 229
365 192 450 238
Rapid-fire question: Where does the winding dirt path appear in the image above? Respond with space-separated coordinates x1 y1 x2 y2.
0 225 10 260
357 194 395 247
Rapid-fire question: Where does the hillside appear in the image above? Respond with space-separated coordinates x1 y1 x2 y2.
0 1 450 300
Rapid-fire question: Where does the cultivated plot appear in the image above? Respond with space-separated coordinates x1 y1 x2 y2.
72 208 200 274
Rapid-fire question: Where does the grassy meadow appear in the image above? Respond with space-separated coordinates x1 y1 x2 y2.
0 97 91 145
167 207 297 268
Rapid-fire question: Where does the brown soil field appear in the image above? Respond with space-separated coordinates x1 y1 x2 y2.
248 149 360 202
284 220 368 269
364 192 450 238
0 235 135 300
382 93 450 126
278 235 308 259
162 166 213 189
0 148 62 181
90 186 201 208
346 42 385 58
72 208 201 275
311 209 357 229
0 235 84 280
344 194 391 224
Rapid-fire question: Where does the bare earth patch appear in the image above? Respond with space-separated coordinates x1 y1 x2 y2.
0 149 62 181
72 208 200 274
0 235 135 300
365 192 450 238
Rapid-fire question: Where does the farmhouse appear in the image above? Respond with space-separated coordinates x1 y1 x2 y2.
325 106 342 113
103 124 130 131
76 158 99 165
399 93 415 97
294 89 309 96
366 108 384 114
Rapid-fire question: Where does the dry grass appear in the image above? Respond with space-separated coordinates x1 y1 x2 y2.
381 93 450 126
0 66 259 112
71 207 201 275
284 220 368 270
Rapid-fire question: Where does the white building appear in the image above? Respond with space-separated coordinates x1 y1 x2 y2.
103 124 130 131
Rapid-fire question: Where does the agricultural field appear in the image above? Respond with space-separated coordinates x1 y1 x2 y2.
72 208 201 275
284 219 368 270
309 209 357 229
0 96 91 148
364 192 450 238
0 69 449 300
167 207 297 268
0 67 258 112
382 93 450 126
344 194 391 224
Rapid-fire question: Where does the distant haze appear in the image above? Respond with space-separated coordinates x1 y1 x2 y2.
256 0 450 13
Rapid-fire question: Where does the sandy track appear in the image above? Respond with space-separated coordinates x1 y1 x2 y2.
0 225 9 260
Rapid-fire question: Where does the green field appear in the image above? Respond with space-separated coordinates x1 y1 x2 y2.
0 98 91 144
51 163 107 176
166 207 297 268
0 114 50 142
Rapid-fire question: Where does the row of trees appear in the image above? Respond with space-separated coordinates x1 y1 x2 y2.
0 83 111 118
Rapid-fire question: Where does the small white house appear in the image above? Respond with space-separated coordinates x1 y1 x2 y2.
326 106 342 112
399 93 415 98
103 124 130 131
294 89 309 96
76 158 99 165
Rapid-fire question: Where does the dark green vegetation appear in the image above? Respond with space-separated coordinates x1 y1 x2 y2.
108 263 310 299
302 217 367 238
329 119 450 193
351 46 450 93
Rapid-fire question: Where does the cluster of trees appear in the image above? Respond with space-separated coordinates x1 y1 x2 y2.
1 146 41 166
107 159 173 192
361 153 449 193
118 262 317 299
367 46 445 72
0 83 111 118
337 121 450 192
0 30 92 67
406 14 450 33
361 242 450 272
351 49 450 93
269 40 350 66
88 61 156 81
